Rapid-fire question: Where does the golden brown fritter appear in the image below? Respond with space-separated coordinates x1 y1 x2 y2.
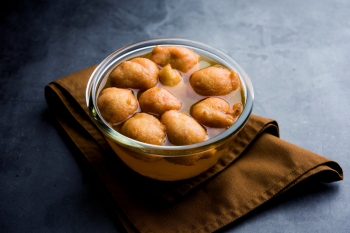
120 113 166 146
139 87 182 115
159 64 182 86
161 110 206 145
190 66 241 96
191 97 241 128
97 88 138 125
110 57 159 90
149 46 199 72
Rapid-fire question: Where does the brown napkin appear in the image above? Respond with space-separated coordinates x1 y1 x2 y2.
45 65 343 233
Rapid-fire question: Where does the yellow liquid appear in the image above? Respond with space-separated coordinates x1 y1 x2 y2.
100 50 245 181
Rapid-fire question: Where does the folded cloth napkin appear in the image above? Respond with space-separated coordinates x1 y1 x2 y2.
45 65 343 233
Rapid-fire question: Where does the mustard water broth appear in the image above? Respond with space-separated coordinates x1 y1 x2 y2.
100 48 245 146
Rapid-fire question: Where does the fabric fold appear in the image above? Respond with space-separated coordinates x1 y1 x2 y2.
45 65 343 233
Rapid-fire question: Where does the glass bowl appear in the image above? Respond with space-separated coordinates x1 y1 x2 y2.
86 38 254 181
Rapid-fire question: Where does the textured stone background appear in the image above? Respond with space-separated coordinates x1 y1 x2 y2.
0 0 349 232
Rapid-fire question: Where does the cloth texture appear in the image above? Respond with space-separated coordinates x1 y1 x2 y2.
45 65 343 233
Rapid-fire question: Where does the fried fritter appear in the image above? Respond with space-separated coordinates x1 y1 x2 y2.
159 64 182 86
110 57 159 90
190 66 240 96
149 46 199 72
191 97 241 128
139 87 182 115
120 113 166 146
97 87 138 125
161 110 206 145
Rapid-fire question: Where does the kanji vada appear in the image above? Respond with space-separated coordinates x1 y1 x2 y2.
161 110 207 146
87 39 253 181
149 46 199 72
139 87 182 116
120 113 166 146
191 97 243 128
190 66 241 96
159 64 182 86
97 87 138 125
110 57 159 90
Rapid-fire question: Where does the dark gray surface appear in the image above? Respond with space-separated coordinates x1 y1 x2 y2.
0 0 349 232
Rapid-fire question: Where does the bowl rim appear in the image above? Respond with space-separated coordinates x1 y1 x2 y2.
86 38 254 156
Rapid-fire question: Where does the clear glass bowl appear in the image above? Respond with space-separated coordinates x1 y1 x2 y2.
86 38 254 181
